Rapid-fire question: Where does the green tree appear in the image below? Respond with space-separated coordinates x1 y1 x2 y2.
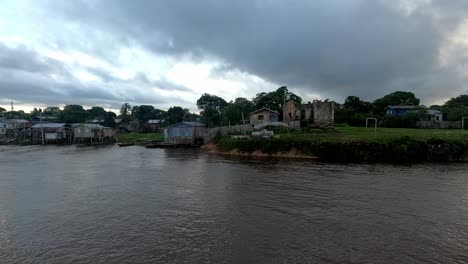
166 106 186 125
253 86 302 119
120 103 132 123
59 104 87 123
196 94 228 127
444 95 468 108
103 111 117 127
196 93 228 112
5 110 29 119
131 105 156 123
373 91 420 115
30 108 42 117
343 96 373 113
443 107 468 121
87 106 107 119
222 97 255 125
200 107 222 127
43 106 61 117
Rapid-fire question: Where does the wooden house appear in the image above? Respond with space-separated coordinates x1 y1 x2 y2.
73 124 115 143
0 119 30 139
164 122 207 145
249 108 279 126
28 123 73 144
147 119 162 131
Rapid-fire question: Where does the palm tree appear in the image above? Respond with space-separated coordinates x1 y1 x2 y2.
120 103 131 124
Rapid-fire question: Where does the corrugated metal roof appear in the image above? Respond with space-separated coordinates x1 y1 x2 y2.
386 105 420 110
31 123 67 128
0 119 29 124
169 121 205 128
72 123 104 129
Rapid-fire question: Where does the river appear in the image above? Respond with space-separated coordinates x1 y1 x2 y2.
1 145 468 263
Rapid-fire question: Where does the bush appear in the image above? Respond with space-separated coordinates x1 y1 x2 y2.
217 136 467 163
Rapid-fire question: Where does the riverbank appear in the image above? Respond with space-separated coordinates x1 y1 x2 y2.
115 132 164 145
212 135 468 163
201 142 318 159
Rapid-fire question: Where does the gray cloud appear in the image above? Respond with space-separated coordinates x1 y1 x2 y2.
48 0 468 103
3 0 468 109
0 44 65 75
0 44 186 108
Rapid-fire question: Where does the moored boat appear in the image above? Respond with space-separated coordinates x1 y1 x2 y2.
117 142 135 147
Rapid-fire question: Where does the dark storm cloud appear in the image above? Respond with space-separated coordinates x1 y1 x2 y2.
50 0 468 102
46 0 468 102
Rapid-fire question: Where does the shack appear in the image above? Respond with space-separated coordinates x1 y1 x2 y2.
147 119 162 132
164 122 207 145
249 108 279 126
73 124 115 143
29 123 73 144
0 119 32 139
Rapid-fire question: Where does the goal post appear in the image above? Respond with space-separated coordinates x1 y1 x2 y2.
462 117 468 134
366 117 377 137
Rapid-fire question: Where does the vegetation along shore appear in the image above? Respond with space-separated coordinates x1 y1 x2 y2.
211 127 468 163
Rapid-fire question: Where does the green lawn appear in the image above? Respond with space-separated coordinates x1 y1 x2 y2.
116 132 164 143
278 127 468 141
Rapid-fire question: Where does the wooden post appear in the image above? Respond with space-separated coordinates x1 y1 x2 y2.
366 117 378 138
462 117 468 134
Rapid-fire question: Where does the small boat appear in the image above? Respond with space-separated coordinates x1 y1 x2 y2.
117 142 135 147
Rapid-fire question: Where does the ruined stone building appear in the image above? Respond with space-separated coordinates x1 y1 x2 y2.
282 100 335 125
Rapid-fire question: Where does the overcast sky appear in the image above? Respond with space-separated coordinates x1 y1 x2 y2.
1 0 468 112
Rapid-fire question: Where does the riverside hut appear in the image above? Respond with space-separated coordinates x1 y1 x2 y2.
164 122 207 145
249 108 279 126
29 123 73 144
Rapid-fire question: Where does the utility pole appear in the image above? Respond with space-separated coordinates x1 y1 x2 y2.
10 101 13 119
241 111 246 135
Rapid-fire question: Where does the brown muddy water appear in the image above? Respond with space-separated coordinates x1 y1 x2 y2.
1 145 468 263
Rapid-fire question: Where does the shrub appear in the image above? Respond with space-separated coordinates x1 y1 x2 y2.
217 136 467 162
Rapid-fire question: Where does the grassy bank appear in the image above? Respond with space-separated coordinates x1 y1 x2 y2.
277 127 468 141
116 132 164 144
217 127 468 162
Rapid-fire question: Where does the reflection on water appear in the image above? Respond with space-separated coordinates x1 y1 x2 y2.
1 145 468 263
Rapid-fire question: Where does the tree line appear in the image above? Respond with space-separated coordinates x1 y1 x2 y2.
2 88 468 128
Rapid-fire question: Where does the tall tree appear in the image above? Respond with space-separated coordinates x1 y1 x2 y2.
222 97 255 125
373 91 420 115
196 93 228 112
253 86 302 119
131 105 156 123
87 106 107 118
444 95 468 108
30 108 42 117
43 106 61 117
103 111 117 127
196 94 228 127
343 96 373 113
120 103 132 123
166 106 186 125
59 105 87 123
